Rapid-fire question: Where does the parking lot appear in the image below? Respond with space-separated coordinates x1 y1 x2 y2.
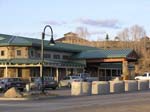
0 87 71 97
0 89 150 112
47 87 71 96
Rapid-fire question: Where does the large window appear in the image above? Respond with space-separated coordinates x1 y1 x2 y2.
30 68 39 77
17 50 21 56
44 54 51 59
63 55 69 60
53 54 60 59
0 68 4 77
30 50 34 57
1 50 5 56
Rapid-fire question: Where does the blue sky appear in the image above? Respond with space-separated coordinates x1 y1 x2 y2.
0 0 150 40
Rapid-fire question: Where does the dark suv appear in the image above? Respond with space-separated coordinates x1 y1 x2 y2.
34 77 58 90
1 78 26 92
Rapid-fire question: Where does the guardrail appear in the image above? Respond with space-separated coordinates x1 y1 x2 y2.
71 80 150 96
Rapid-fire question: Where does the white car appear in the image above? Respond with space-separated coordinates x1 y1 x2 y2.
76 73 98 82
135 72 150 80
59 76 83 88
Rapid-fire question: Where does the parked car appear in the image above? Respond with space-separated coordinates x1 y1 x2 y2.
59 75 84 88
34 77 58 90
29 77 38 90
0 78 26 92
135 72 150 80
76 73 98 82
0 79 5 92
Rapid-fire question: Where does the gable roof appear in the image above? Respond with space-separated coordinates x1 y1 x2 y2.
0 34 99 53
73 49 137 59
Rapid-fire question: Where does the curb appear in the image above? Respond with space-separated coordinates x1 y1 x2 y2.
0 96 57 101
0 97 33 101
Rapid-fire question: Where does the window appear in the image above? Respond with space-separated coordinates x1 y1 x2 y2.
53 54 60 59
142 74 147 76
30 50 34 57
17 50 21 56
63 76 70 80
0 68 4 77
1 50 5 56
44 54 51 59
37 53 40 58
63 55 69 60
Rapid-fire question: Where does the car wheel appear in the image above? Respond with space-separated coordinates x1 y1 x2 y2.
5 85 9 91
19 88 24 92
52 87 56 90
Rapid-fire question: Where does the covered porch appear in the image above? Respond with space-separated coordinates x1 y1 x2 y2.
0 59 85 82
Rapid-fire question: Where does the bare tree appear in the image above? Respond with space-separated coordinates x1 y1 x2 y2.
117 24 148 73
117 28 129 48
75 27 90 40
130 25 146 41
130 25 146 55
117 28 129 41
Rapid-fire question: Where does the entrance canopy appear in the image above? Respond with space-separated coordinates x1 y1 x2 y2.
99 63 122 69
72 49 138 61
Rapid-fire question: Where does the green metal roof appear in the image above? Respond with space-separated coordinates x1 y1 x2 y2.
0 34 99 53
0 34 32 46
0 34 136 60
0 58 85 67
73 49 134 59
0 59 40 64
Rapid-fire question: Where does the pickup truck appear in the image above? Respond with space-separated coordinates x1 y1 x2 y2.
76 73 98 82
134 72 150 80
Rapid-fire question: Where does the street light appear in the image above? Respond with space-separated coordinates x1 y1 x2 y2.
41 25 55 93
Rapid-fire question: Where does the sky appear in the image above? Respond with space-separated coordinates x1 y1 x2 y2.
0 0 150 41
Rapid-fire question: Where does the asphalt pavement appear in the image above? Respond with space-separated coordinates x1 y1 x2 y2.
0 89 150 112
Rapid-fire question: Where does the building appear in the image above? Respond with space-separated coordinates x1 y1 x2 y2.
0 34 138 81
73 49 138 80
56 32 92 46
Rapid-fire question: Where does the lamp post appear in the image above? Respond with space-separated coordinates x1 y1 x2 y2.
41 25 55 93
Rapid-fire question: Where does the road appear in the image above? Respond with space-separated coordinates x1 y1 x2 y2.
0 90 150 112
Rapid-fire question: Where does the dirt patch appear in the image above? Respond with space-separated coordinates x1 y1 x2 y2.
4 87 23 98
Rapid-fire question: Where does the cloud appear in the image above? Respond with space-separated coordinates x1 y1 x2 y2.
43 20 67 26
77 18 120 29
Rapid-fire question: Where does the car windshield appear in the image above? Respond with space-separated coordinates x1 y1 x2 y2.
11 78 22 82
71 76 80 79
142 74 147 76
76 73 90 78
36 77 54 81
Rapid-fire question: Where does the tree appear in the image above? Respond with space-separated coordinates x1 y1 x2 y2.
130 25 146 41
117 28 129 41
105 34 109 41
75 27 90 40
117 24 148 73
117 25 146 41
